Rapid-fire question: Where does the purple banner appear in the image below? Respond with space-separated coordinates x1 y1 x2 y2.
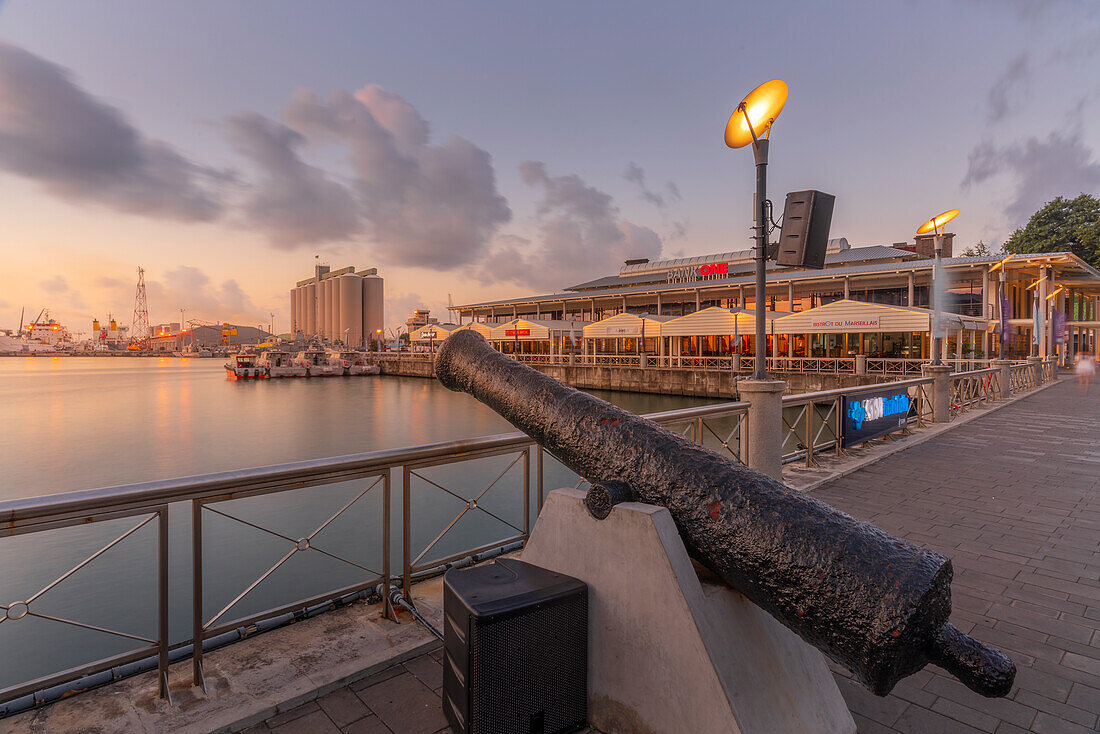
1052 308 1066 346
1000 295 1012 344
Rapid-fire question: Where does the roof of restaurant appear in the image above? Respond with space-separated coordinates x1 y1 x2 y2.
455 251 1100 310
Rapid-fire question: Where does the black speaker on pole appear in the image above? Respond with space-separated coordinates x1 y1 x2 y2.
776 189 835 269
442 558 588 734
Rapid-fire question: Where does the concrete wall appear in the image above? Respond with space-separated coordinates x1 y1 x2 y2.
376 358 894 397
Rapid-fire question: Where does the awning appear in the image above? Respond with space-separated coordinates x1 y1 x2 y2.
410 323 458 342
582 312 672 339
661 307 785 337
773 299 988 334
488 318 584 341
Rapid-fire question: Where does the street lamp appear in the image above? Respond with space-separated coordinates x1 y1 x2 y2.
725 79 788 380
917 208 960 365
424 328 438 355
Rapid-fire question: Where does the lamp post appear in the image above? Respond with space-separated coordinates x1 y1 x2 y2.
424 328 437 355
725 79 787 380
917 209 960 366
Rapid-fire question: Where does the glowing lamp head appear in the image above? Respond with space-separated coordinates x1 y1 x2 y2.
917 209 960 235
725 79 788 149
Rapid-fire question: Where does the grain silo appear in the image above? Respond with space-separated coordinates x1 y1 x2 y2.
321 278 332 339
338 274 363 346
290 264 384 346
362 273 384 347
305 281 317 336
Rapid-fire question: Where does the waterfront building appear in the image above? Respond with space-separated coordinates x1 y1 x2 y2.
405 309 439 332
453 238 1100 361
410 322 459 348
149 324 272 351
289 265 384 347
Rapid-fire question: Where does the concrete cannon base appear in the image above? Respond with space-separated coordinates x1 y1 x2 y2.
522 488 856 734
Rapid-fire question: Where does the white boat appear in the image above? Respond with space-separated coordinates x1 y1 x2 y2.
224 353 267 380
295 347 335 377
328 349 380 376
258 349 306 378
176 345 214 358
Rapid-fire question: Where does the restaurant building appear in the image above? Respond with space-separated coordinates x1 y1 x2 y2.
453 237 1100 361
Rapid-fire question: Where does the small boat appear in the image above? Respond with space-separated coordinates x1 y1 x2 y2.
225 352 267 380
328 349 381 376
295 347 335 377
178 345 214 358
258 349 306 378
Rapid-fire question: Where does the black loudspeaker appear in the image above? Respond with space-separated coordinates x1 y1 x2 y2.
442 558 588 734
776 189 835 269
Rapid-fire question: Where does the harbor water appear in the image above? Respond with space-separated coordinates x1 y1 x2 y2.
0 357 708 693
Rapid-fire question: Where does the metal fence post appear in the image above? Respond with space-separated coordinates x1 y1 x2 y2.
191 499 205 690
158 505 171 703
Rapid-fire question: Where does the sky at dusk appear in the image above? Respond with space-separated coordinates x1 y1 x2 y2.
0 0 1098 336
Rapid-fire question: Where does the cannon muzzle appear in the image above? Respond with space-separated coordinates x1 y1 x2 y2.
435 330 1015 698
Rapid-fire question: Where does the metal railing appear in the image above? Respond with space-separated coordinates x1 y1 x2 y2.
779 377 934 464
369 351 1003 376
0 398 747 711
1009 361 1039 392
948 368 1001 417
0 505 170 704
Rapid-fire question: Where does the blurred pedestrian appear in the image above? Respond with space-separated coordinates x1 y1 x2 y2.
1074 351 1096 393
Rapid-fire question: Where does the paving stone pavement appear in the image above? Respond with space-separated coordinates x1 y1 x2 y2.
813 379 1100 734
246 379 1098 734
242 648 451 734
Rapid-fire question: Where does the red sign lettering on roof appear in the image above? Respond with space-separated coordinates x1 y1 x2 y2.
505 328 530 337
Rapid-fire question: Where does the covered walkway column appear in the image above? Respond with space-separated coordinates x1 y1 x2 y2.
908 273 915 306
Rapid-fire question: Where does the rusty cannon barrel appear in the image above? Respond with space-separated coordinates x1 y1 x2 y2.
435 330 1015 698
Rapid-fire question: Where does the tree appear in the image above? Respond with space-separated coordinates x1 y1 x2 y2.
1003 194 1100 269
963 240 991 257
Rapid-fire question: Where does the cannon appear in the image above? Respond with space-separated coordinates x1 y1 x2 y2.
435 331 1015 698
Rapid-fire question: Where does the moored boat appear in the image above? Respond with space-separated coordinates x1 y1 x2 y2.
295 347 334 377
225 352 267 380
258 349 306 378
328 349 380 376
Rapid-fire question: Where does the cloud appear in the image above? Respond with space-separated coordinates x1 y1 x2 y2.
486 162 662 291
225 113 360 248
962 114 1100 224
40 275 71 293
0 42 225 221
278 85 511 267
37 275 88 312
385 291 451 333
145 266 265 324
987 54 1029 123
623 162 681 209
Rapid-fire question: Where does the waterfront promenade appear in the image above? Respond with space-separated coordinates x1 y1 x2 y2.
240 378 1099 734
819 378 1100 734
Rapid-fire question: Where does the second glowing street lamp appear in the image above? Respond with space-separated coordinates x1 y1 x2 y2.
916 208 960 366
725 79 788 381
